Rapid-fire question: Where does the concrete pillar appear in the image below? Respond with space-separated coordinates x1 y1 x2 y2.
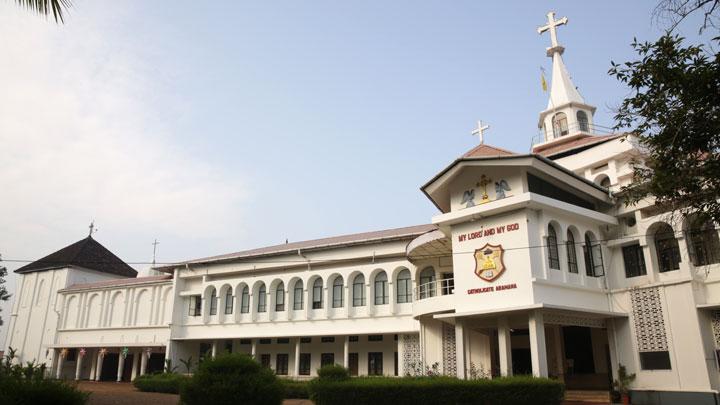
89 350 97 381
529 311 548 377
140 351 148 376
117 352 125 382
343 336 350 369
75 351 84 381
251 339 257 358
211 340 218 358
131 351 140 381
498 317 513 376
95 351 104 381
294 338 301 376
455 321 467 379
55 349 64 379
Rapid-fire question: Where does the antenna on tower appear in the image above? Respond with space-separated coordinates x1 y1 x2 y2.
152 239 160 266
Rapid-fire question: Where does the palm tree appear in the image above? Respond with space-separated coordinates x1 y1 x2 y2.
13 0 71 23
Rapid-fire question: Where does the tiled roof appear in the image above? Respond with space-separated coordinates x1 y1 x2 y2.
62 275 172 292
462 144 517 158
533 134 624 158
156 224 438 270
15 236 137 278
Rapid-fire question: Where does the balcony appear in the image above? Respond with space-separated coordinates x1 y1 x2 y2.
412 278 456 318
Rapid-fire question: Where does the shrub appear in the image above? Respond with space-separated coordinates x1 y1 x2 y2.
180 353 284 405
280 379 310 399
133 372 189 394
316 364 350 381
309 375 565 405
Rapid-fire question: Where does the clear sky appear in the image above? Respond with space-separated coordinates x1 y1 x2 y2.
0 1 712 344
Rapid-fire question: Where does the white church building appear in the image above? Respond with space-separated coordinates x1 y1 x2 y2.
5 12 720 405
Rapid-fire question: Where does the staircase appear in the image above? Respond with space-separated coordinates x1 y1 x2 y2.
564 390 612 403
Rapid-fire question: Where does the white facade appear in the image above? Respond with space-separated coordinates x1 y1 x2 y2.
5 11 720 405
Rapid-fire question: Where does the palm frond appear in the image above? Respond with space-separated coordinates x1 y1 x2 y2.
14 0 72 23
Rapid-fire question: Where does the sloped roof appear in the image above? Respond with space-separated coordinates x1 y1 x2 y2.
61 275 172 292
462 144 517 158
533 134 624 159
15 236 138 278
156 224 437 271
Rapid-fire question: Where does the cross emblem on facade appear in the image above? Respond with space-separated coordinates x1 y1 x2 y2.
537 11 568 50
471 120 490 144
88 220 97 237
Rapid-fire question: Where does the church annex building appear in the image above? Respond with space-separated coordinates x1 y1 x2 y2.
5 12 720 405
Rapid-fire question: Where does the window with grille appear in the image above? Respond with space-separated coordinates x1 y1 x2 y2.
396 269 412 303
566 230 578 273
374 272 388 305
547 224 560 270
352 274 365 307
623 244 647 278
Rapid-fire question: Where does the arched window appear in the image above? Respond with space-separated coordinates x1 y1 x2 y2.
547 224 560 270
577 111 589 132
275 282 285 312
224 287 233 315
352 274 366 307
552 112 569 138
293 280 304 310
687 216 720 266
566 230 578 273
332 277 344 308
240 286 249 313
209 288 218 315
312 278 323 309
654 223 681 272
419 267 436 298
583 232 604 277
396 269 412 303
257 284 267 313
374 272 388 305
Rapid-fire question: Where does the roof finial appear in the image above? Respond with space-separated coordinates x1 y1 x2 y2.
88 220 98 237
537 11 568 55
471 121 489 145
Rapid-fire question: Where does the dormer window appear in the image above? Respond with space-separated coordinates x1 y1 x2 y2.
552 113 569 138
577 111 589 132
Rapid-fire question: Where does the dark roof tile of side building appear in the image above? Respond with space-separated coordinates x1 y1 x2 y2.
462 144 517 158
15 236 138 278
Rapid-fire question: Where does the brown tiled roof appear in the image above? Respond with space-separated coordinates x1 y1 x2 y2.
533 134 624 158
15 236 137 278
156 224 438 270
61 275 172 292
462 144 517 158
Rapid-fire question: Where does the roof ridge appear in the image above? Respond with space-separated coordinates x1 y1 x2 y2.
462 143 517 158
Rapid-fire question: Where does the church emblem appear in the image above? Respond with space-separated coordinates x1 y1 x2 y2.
474 243 505 282
461 189 476 208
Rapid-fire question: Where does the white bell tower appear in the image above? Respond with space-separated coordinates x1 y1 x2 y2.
536 12 596 144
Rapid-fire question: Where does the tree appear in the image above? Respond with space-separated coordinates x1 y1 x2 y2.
654 0 719 33
0 257 11 327
13 0 71 23
609 34 720 224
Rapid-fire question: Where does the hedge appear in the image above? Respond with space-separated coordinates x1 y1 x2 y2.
309 375 565 405
280 379 311 399
132 372 189 394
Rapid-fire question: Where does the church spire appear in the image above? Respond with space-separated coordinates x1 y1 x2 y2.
536 11 596 143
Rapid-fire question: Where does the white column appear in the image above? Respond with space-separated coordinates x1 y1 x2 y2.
75 352 84 381
455 321 467 379
294 338 301 376
89 350 97 381
140 351 148 376
211 340 218 358
55 349 64 379
251 339 257 359
95 351 104 381
528 311 548 377
498 317 513 377
117 352 125 382
343 336 350 369
131 351 140 381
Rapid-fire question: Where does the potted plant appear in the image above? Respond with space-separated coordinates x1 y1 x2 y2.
613 364 636 405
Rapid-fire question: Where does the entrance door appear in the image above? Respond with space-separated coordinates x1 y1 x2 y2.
147 353 166 374
100 353 119 381
348 353 358 376
563 326 595 374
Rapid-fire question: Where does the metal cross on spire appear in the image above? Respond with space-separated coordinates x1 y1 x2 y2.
88 220 97 237
152 239 160 266
537 11 568 51
471 121 489 144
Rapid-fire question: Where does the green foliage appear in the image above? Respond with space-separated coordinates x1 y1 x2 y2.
316 364 350 381
180 353 283 405
0 262 11 327
610 35 720 223
0 347 89 405
613 363 636 395
309 375 565 405
133 372 189 394
180 356 194 374
280 379 311 399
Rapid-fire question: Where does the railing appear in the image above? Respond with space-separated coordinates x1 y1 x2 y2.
415 278 454 301
531 122 617 147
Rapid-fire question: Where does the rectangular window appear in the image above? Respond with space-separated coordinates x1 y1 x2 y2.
321 353 335 367
567 240 579 273
348 353 358 376
258 291 267 313
199 343 212 361
368 335 383 342
394 352 398 376
259 338 271 345
241 292 249 313
277 338 290 344
321 336 335 343
239 339 251 345
276 289 285 312
368 352 383 375
224 340 233 353
260 354 271 368
188 295 201 317
299 353 311 375
293 286 304 310
65 349 77 361
374 279 388 305
275 354 289 375
332 284 343 308
224 294 234 315
300 337 312 343
639 351 671 370
583 242 605 277
349 335 359 342
623 244 647 278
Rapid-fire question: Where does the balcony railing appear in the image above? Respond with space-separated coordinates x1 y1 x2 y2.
415 278 454 301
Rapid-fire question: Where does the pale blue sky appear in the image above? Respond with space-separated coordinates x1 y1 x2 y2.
0 1 712 342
